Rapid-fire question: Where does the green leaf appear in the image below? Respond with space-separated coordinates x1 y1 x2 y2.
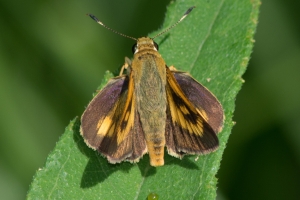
27 0 260 199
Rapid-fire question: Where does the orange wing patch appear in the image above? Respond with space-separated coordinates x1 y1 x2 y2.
165 67 219 157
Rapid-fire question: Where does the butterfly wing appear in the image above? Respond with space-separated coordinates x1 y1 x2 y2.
80 74 147 163
172 70 224 134
165 67 224 158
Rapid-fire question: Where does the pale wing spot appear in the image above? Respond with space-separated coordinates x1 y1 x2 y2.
97 116 113 137
168 95 179 124
192 117 204 137
97 101 119 136
196 108 208 121
117 99 135 145
177 107 188 130
180 105 190 115
185 119 194 134
107 123 116 137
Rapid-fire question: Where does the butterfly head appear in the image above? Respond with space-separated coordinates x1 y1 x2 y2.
131 37 159 54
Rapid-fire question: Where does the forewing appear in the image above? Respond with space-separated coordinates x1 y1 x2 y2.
172 71 224 133
165 67 221 158
80 74 147 163
81 76 127 149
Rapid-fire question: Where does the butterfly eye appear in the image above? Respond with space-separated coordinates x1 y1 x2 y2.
132 43 137 54
154 42 159 51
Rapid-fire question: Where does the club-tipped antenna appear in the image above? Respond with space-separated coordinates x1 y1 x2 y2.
88 6 195 41
87 14 137 41
152 6 195 40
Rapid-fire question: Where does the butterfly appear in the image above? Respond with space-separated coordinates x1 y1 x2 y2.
80 7 224 167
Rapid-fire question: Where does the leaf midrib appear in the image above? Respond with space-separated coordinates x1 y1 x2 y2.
189 0 225 73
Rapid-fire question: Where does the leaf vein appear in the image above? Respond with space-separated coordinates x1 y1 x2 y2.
188 0 225 72
134 164 151 200
47 152 71 199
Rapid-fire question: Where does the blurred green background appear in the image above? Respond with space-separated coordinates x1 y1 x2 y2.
1 0 299 199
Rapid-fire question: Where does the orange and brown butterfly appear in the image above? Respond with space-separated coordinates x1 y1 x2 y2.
80 6 224 167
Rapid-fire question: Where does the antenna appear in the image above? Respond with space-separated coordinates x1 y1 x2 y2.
87 6 195 41
152 6 195 39
87 14 137 41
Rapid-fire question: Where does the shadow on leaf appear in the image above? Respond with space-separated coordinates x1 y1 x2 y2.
156 33 170 46
164 152 200 170
72 118 201 188
71 120 134 187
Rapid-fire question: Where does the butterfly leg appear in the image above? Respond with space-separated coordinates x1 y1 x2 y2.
119 57 132 76
169 65 178 71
